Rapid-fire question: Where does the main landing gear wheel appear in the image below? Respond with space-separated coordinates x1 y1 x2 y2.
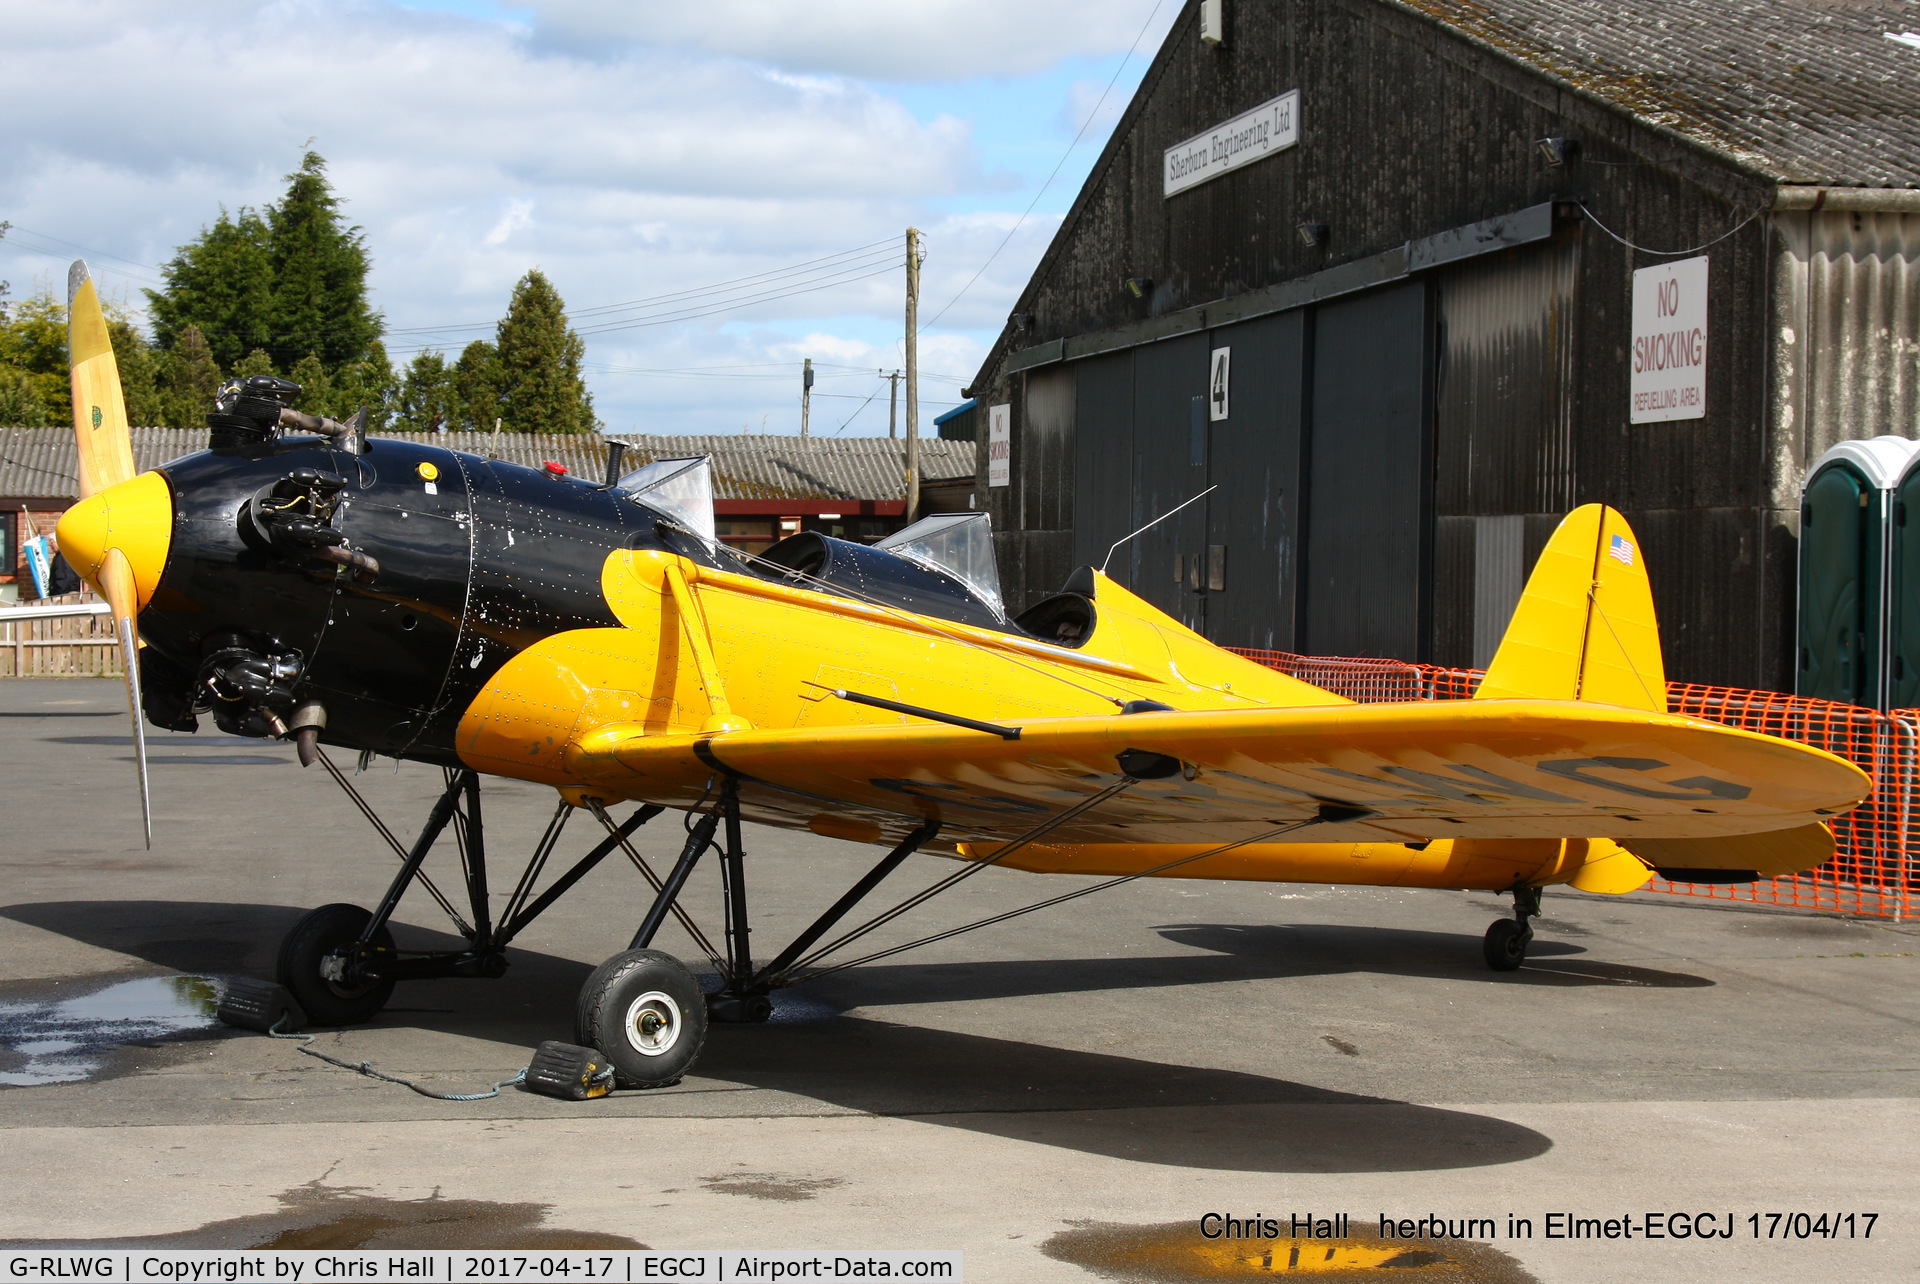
1483 885 1542 972
576 949 708 1089
1482 918 1532 971
277 902 396 1026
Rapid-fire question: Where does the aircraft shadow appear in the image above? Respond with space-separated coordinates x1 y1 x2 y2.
0 900 1561 1174
696 1015 1554 1174
806 921 1709 1013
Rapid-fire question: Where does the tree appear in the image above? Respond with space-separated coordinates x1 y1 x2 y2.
147 208 273 372
145 151 382 382
0 368 46 426
493 269 596 433
395 351 458 432
325 340 397 429
453 340 501 432
155 325 222 430
287 353 331 417
110 315 166 428
266 151 381 374
0 290 68 425
231 349 277 379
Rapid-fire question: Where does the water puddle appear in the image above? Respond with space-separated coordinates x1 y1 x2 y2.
1043 1220 1540 1282
1 1181 643 1250
0 975 225 1086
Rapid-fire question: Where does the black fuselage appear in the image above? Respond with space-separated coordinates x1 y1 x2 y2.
144 435 681 763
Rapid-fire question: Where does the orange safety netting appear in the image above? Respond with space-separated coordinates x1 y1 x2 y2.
1229 648 1917 919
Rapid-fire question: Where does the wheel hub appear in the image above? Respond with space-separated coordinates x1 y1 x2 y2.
624 990 683 1056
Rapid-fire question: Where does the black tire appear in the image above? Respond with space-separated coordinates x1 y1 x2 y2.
277 903 396 1026
1483 918 1532 972
576 949 708 1089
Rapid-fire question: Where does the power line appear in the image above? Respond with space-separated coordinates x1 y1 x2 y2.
919 0 1167 333
830 383 885 436
385 255 905 355
0 224 167 287
386 239 902 338
573 259 902 336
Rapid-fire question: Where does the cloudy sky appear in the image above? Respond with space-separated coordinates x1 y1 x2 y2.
0 0 1179 435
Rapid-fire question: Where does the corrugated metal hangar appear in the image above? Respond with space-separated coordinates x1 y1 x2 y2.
965 0 1920 691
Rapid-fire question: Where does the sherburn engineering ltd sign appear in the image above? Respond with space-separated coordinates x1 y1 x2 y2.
1164 90 1300 198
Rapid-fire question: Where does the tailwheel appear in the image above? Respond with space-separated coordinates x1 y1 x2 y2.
576 949 708 1089
1482 918 1532 971
277 902 396 1026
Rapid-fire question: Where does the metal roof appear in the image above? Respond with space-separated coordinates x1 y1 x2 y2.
1390 0 1920 186
0 429 974 503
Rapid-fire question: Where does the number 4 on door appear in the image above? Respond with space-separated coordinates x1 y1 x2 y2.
1209 347 1231 422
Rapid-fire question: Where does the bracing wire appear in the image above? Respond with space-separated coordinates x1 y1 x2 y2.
792 816 1322 982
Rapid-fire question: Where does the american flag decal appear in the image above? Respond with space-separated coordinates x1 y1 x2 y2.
1608 534 1635 566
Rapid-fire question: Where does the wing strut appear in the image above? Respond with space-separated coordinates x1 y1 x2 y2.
785 802 1369 985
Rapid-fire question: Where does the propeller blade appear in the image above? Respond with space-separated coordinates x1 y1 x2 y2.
98 547 152 849
68 259 149 846
67 260 136 500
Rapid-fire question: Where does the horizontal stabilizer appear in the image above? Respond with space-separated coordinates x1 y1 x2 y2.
1617 823 1835 880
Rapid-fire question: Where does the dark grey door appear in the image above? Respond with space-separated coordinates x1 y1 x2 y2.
1302 280 1433 659
1205 309 1307 650
1072 350 1135 579
1129 334 1211 632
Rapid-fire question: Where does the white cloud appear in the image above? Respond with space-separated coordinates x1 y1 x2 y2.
532 0 1174 81
482 199 535 247
0 0 1132 432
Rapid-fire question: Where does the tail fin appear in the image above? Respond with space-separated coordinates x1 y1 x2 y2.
1475 504 1667 710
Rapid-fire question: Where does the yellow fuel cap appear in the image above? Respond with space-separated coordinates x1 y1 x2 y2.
417 461 440 481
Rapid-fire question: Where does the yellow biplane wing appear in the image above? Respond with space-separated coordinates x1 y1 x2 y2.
563 697 1866 850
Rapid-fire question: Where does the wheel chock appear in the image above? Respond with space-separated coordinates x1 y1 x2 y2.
523 1040 615 1100
217 977 307 1033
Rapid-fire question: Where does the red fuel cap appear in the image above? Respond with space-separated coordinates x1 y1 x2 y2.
542 461 568 476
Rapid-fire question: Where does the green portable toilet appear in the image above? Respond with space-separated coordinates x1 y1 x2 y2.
1887 446 1920 709
1798 437 1918 708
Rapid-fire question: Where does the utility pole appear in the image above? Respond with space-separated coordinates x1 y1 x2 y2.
800 357 813 440
887 370 900 439
904 227 921 522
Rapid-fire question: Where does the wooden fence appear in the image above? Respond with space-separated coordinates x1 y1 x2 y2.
0 597 120 676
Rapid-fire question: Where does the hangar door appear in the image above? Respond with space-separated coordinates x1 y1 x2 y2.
1067 280 1429 657
1301 281 1432 659
1071 318 1307 646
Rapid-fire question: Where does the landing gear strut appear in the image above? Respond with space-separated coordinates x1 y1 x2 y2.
577 776 940 1085
1483 885 1541 972
281 758 664 1025
286 756 940 1091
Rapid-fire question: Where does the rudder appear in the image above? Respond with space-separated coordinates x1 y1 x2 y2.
1475 504 1667 711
